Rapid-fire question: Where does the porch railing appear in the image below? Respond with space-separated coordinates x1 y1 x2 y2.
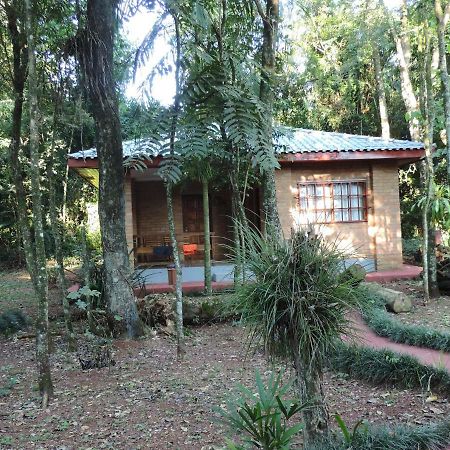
133 232 219 264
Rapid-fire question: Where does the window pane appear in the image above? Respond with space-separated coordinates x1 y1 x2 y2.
351 209 361 221
335 210 342 222
342 210 349 221
351 196 359 207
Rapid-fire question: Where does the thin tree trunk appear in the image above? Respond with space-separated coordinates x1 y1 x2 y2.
293 346 329 446
166 183 185 359
79 0 143 338
202 179 212 295
435 0 450 181
420 24 439 300
25 0 53 405
372 43 391 139
392 0 421 141
81 226 96 333
231 186 242 286
254 0 282 237
48 158 76 351
167 9 184 359
421 162 431 303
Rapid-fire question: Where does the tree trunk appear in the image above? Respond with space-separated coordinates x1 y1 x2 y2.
428 227 440 297
202 179 212 295
435 0 450 181
166 10 184 359
166 182 185 359
372 43 391 139
293 346 329 446
393 0 421 141
420 24 439 300
5 0 36 283
256 0 282 237
48 158 76 351
25 0 54 405
421 162 431 303
81 226 96 333
79 0 143 338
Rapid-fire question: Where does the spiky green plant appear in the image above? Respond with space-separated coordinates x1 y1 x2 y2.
233 227 365 446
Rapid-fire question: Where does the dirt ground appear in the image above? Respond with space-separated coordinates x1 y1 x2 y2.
1 271 450 449
381 279 450 333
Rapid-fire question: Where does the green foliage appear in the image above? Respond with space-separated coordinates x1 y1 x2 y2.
310 420 450 450
218 370 305 450
329 341 450 397
0 309 28 335
0 377 18 398
232 227 364 363
402 237 421 261
416 182 450 229
363 304 450 353
334 414 368 445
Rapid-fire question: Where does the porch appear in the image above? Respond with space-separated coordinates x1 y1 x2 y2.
125 170 261 267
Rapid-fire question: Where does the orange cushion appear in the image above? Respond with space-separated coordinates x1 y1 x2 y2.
183 244 198 255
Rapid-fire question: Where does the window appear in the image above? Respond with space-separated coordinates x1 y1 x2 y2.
297 180 367 224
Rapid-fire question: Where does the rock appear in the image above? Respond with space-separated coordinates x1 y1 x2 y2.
362 282 412 313
340 263 366 286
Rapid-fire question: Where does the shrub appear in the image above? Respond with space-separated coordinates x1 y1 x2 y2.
358 285 450 352
218 370 305 450
310 420 450 450
329 341 450 396
232 227 366 446
0 309 29 335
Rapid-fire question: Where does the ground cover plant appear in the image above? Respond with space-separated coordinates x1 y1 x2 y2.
330 341 450 396
360 285 450 352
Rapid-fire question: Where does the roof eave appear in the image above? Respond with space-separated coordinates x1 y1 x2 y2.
278 149 425 163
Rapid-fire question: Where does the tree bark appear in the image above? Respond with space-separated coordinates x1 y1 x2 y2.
255 0 282 237
48 156 76 351
79 0 143 338
5 0 36 282
420 24 439 300
435 0 450 181
167 9 184 359
166 182 185 359
24 0 54 405
293 346 329 446
202 179 212 295
372 43 391 139
392 0 421 141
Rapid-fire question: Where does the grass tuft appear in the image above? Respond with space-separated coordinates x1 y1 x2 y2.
310 420 450 450
329 341 450 396
358 285 450 352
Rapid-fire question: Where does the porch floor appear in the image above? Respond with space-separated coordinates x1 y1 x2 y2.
137 263 235 285
365 264 422 283
135 264 423 295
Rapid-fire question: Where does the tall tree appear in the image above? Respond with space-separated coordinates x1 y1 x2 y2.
254 0 282 237
79 0 143 338
391 0 421 141
434 0 450 181
24 0 54 405
166 6 185 359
